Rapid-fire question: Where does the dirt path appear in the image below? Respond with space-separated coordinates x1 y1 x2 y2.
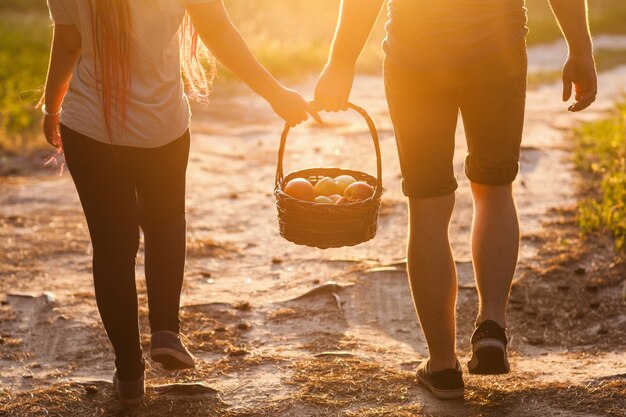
1 44 625 416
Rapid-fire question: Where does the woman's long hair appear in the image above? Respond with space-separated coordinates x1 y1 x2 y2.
90 0 215 138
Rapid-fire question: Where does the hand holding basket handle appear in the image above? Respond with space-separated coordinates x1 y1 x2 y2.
274 102 383 249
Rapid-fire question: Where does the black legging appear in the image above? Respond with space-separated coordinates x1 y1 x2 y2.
61 125 190 380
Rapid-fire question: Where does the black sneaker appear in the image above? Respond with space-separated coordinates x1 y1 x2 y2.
468 320 510 375
113 371 145 408
150 330 196 370
416 360 465 400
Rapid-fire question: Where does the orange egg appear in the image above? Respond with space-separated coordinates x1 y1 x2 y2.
334 175 357 194
284 178 315 201
314 177 342 197
314 196 334 204
343 182 374 201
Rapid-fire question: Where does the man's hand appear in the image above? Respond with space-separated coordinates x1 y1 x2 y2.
314 62 355 112
562 53 597 112
313 0 382 111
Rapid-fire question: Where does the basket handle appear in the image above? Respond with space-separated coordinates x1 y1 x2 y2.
275 102 383 191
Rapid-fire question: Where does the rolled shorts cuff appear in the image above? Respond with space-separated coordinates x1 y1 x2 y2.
464 162 520 186
401 178 458 198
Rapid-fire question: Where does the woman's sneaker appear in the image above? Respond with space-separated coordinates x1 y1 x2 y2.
468 320 510 375
113 371 145 408
150 330 196 370
416 360 465 400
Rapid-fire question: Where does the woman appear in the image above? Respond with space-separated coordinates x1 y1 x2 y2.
43 0 319 406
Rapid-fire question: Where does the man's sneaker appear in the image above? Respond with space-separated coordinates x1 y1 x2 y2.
468 320 510 375
113 371 144 407
416 360 465 400
150 330 196 370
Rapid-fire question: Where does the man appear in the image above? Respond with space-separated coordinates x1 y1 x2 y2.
314 0 597 400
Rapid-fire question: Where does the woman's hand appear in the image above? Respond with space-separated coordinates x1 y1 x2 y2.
43 113 62 149
268 86 322 127
314 62 355 112
562 53 598 112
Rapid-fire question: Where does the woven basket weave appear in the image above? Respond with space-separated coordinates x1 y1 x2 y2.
274 103 383 249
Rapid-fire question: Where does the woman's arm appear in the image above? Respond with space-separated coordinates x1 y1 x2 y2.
549 0 597 111
187 1 320 126
43 23 81 147
314 0 384 111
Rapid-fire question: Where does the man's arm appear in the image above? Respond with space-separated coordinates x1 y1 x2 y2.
314 0 384 111
187 1 320 126
549 0 597 111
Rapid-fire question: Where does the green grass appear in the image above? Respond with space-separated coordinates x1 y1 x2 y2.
527 0 626 45
528 48 626 87
227 0 626 76
223 0 385 76
0 11 51 153
2 0 626 153
574 101 626 251
0 0 47 13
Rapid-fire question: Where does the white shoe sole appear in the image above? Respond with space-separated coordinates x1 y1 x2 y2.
416 373 465 400
151 347 195 369
468 338 510 375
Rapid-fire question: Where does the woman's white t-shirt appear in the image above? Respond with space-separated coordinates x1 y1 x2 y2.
47 0 215 148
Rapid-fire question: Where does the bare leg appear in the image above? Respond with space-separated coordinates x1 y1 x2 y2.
407 193 458 372
470 182 519 328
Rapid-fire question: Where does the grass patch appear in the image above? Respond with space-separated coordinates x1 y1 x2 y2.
466 378 626 417
222 0 385 77
0 11 51 154
527 0 626 44
593 47 626 71
1 358 624 416
227 0 626 76
0 0 46 13
528 48 626 87
574 101 626 250
285 358 417 411
226 0 626 80
527 69 562 86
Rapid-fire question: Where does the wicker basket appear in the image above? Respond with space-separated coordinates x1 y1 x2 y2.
274 103 383 249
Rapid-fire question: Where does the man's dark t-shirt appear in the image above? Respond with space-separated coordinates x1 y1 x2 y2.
384 0 528 70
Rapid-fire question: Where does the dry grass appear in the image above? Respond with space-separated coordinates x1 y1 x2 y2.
0 335 28 361
285 357 417 410
2 356 624 416
1 196 624 417
300 332 359 353
0 357 419 417
266 307 302 322
0 304 17 322
0 212 90 271
511 206 626 349
342 406 425 417
0 382 230 417
186 237 241 259
466 378 626 417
